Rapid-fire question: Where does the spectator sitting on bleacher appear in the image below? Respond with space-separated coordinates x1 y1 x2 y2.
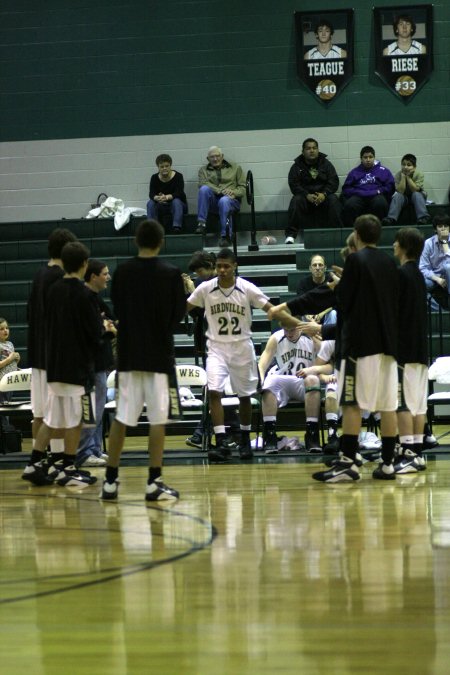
419 212 450 309
146 154 188 233
296 254 336 326
285 138 342 245
195 146 246 248
342 146 395 227
382 153 431 226
0 318 20 430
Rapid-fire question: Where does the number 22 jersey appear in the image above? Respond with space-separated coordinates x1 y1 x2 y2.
187 277 269 343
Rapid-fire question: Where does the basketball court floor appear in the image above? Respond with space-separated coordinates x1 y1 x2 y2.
1 440 450 675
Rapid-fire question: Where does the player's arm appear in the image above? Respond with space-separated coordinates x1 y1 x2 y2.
258 334 278 382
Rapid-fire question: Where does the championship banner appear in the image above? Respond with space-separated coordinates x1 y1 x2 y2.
374 5 433 102
294 9 354 105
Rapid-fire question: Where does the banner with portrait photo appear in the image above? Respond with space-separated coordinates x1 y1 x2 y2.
294 9 354 105
374 5 433 102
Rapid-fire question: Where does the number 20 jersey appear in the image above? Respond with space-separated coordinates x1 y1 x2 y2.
187 277 269 343
272 329 315 375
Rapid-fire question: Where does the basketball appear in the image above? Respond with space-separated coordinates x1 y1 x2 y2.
261 236 277 245
315 79 337 100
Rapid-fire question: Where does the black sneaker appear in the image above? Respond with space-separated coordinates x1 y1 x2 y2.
22 462 54 486
305 429 322 454
372 463 396 480
56 465 97 487
312 458 361 483
325 451 364 468
382 217 396 225
323 433 340 455
394 450 426 474
185 433 203 449
195 222 206 234
237 435 253 460
263 429 279 455
145 478 179 502
219 236 231 248
208 445 232 463
101 479 119 501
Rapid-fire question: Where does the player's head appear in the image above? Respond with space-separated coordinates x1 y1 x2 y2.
84 259 110 291
216 249 237 281
48 228 77 259
393 14 416 37
314 19 334 38
135 219 164 250
340 232 357 260
61 242 90 274
188 250 217 279
432 212 450 233
401 153 417 167
394 227 424 261
354 214 381 246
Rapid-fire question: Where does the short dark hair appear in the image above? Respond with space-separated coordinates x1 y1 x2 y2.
393 14 416 36
216 248 237 263
84 259 107 282
394 227 424 260
401 153 417 167
48 228 77 259
354 214 381 245
360 146 375 158
432 212 450 230
315 19 334 35
135 219 164 249
188 250 217 273
155 154 172 166
302 138 318 150
61 242 90 274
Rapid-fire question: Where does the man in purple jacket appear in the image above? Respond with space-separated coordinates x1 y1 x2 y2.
342 146 395 227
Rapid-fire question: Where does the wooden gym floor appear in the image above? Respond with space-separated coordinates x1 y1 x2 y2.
1 432 450 675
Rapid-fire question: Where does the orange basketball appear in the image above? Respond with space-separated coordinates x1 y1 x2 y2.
315 79 337 100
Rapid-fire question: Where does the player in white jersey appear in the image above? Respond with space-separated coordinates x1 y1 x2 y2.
304 20 347 60
187 248 275 463
258 326 322 454
383 15 426 56
298 339 340 454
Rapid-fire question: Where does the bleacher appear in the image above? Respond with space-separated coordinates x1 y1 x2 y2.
0 207 449 383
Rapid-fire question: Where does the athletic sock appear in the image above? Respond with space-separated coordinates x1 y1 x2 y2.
106 466 118 483
149 467 162 483
381 437 396 465
30 449 46 465
340 434 358 461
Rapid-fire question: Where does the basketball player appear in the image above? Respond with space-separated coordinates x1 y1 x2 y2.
393 227 428 473
383 14 426 56
24 242 103 488
101 219 186 502
187 248 275 462
258 325 322 454
304 19 347 60
313 214 400 483
22 228 79 486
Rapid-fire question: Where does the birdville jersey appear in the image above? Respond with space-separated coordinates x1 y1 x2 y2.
272 329 316 375
188 277 269 343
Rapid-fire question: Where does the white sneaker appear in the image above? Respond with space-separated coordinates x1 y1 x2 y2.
285 236 295 245
83 455 107 466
